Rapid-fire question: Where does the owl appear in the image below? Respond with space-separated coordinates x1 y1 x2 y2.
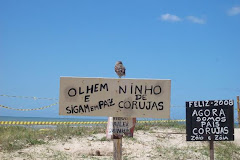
115 61 126 78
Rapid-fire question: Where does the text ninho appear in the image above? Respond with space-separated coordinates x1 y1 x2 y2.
119 84 161 95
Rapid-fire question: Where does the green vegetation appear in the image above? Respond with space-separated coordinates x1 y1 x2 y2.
99 136 109 141
0 125 105 152
0 122 239 160
215 142 240 160
124 136 137 142
135 121 185 131
156 146 200 159
155 142 240 160
0 121 185 152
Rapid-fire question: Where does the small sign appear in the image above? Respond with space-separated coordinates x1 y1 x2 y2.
186 100 234 141
112 117 133 135
59 77 171 118
106 117 136 139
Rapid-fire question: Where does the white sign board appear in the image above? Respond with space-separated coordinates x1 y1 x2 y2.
107 117 133 135
59 77 171 118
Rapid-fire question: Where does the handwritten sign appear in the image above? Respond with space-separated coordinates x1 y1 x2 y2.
107 117 134 135
59 77 171 118
186 100 234 141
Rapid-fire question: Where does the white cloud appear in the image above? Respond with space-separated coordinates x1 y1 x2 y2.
228 6 240 16
187 16 205 24
160 13 181 22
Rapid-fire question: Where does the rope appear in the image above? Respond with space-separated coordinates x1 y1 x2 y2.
1 94 239 113
0 94 58 100
0 103 58 111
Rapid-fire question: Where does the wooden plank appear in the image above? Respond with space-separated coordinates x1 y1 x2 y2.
59 77 171 118
113 138 122 160
209 141 214 160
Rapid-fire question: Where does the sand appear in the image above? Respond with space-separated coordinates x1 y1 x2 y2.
0 128 239 160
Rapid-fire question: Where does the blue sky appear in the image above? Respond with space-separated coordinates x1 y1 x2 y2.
0 0 239 119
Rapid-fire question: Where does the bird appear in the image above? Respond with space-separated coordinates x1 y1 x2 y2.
115 61 126 78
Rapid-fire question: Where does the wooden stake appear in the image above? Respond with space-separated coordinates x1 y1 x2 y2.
237 96 240 128
113 138 122 160
209 141 214 160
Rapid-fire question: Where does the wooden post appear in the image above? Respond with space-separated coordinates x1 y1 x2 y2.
112 117 123 160
237 96 240 128
113 137 122 160
209 141 214 160
113 75 123 160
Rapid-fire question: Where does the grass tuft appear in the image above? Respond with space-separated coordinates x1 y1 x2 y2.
215 142 240 160
0 125 105 152
135 121 185 131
